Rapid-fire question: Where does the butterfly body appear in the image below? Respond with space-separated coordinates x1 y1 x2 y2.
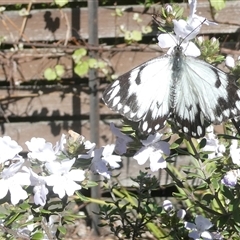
170 46 184 109
103 46 240 138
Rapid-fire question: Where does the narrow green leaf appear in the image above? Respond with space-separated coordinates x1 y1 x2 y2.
31 232 44 240
39 209 52 214
19 202 30 210
58 226 67 235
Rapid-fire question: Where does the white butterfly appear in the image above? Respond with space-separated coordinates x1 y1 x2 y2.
102 44 240 138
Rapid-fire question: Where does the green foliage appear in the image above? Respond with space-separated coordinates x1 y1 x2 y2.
54 0 68 7
98 171 167 239
196 37 225 63
31 232 44 240
156 4 185 33
44 64 65 81
74 61 89 77
72 48 110 78
113 10 152 44
137 0 157 8
209 0 226 11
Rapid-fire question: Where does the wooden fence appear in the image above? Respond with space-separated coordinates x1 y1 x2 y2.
0 0 240 185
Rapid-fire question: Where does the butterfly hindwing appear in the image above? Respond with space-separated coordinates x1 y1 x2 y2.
103 56 173 133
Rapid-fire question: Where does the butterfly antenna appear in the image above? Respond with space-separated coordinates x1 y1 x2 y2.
179 18 207 46
152 14 178 46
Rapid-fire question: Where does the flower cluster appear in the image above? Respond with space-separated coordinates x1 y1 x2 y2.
0 131 122 206
163 200 222 240
111 123 170 171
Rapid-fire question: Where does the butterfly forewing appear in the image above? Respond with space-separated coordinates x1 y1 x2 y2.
103 56 173 133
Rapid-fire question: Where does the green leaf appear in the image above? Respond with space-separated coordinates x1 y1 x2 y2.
98 60 107 69
39 208 52 214
221 185 234 200
72 48 87 63
88 58 98 68
19 202 30 210
54 0 68 7
142 25 152 34
5 212 23 226
84 180 98 188
31 232 44 240
233 204 240 225
74 61 89 77
170 142 180 149
44 68 57 81
55 64 65 77
124 31 132 41
115 8 123 17
0 214 6 219
194 182 209 190
57 226 67 235
132 30 142 41
234 223 240 233
209 0 225 11
75 191 90 201
198 138 207 149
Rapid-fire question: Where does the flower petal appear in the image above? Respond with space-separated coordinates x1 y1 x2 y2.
195 215 213 231
149 153 166 171
141 133 162 146
158 34 177 48
183 42 200 57
133 146 152 165
0 180 9 200
9 185 28 205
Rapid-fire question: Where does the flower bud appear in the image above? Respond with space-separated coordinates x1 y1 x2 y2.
225 55 235 68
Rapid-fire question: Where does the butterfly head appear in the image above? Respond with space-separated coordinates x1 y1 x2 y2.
173 45 183 53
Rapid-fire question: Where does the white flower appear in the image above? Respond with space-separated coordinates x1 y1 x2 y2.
90 144 121 179
54 134 67 155
230 140 240 165
78 140 96 159
110 122 133 155
102 144 122 169
133 133 170 172
0 136 22 164
163 200 173 212
158 0 216 57
26 137 56 162
197 36 204 44
221 170 240 188
177 209 186 220
91 148 111 179
23 167 48 206
184 215 214 240
0 158 30 205
201 126 225 159
225 55 235 68
45 159 85 198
